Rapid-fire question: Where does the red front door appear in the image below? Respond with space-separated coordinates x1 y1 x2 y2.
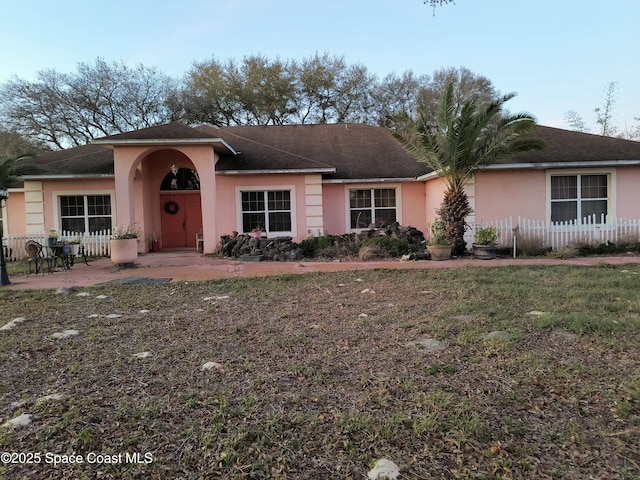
160 193 202 248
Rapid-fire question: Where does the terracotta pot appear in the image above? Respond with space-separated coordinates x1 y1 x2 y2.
428 245 452 261
110 238 138 266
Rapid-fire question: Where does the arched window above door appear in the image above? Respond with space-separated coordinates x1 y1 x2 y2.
160 165 200 191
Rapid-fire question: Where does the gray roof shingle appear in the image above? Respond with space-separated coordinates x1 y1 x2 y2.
17 123 640 180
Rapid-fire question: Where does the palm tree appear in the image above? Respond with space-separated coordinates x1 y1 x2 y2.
395 81 544 255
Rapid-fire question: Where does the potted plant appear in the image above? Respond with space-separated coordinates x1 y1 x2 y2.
472 225 499 260
48 229 59 247
110 224 140 267
427 218 452 261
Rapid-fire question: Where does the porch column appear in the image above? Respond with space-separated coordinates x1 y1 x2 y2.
187 146 218 254
113 147 138 238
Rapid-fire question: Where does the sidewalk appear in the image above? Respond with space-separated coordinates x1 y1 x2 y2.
4 250 640 291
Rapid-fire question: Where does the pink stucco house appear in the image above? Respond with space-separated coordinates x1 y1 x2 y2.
3 122 640 254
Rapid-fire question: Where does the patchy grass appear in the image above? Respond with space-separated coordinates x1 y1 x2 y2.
1 265 639 479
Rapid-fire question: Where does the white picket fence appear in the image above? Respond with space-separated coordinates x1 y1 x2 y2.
2 230 112 261
465 215 640 251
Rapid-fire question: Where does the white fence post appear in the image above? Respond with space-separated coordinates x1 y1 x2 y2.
4 230 112 261
466 216 640 253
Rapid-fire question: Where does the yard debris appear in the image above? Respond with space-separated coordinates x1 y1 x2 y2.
368 458 400 480
95 295 108 299
51 329 79 339
526 310 547 316
56 287 74 295
360 288 375 294
2 414 33 429
139 309 150 314
77 292 91 297
219 234 302 261
1 317 26 330
105 314 121 319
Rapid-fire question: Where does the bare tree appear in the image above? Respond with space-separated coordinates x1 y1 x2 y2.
0 59 180 149
564 110 590 133
595 81 617 136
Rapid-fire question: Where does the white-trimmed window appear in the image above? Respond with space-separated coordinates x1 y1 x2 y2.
550 174 608 224
349 187 397 229
240 190 292 234
59 195 112 233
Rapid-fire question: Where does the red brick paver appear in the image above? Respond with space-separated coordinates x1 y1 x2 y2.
4 251 640 291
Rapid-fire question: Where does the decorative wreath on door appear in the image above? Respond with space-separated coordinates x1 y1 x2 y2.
164 200 179 215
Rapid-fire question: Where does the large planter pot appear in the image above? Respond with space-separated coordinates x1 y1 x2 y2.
110 238 138 267
472 244 497 260
428 245 452 261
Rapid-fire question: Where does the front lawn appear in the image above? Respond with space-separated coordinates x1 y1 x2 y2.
1 265 639 479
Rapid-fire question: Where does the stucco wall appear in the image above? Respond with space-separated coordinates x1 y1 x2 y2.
474 169 547 223
424 177 447 226
322 181 428 236
42 178 116 232
215 173 310 242
5 191 26 235
615 166 640 219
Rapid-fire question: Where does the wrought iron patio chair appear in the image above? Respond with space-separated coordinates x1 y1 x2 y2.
25 240 52 275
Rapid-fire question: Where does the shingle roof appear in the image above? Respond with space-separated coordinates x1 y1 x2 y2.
96 122 219 142
509 126 640 164
19 144 114 176
202 123 431 179
17 123 640 180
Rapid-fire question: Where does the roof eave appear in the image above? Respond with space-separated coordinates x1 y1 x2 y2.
323 177 419 184
217 168 336 175
485 159 640 170
92 137 238 155
18 174 115 180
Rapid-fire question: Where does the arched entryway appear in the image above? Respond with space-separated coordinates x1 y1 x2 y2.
160 166 202 248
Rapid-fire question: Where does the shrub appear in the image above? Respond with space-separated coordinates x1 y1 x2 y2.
297 234 357 258
360 236 419 258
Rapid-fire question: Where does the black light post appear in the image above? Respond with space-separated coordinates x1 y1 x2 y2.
0 185 10 286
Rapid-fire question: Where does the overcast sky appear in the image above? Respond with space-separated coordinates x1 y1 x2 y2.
1 0 638 133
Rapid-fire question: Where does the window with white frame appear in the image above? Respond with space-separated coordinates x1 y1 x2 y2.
349 187 397 229
59 195 112 233
550 174 608 224
241 190 292 233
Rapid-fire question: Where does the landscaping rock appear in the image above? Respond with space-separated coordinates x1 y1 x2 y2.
368 458 400 480
483 331 514 342
407 338 447 352
1 317 26 330
51 330 79 339
2 414 33 429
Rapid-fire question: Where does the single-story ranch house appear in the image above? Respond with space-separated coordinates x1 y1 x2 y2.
3 122 640 255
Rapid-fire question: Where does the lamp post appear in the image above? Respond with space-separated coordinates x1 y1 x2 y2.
0 185 10 286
